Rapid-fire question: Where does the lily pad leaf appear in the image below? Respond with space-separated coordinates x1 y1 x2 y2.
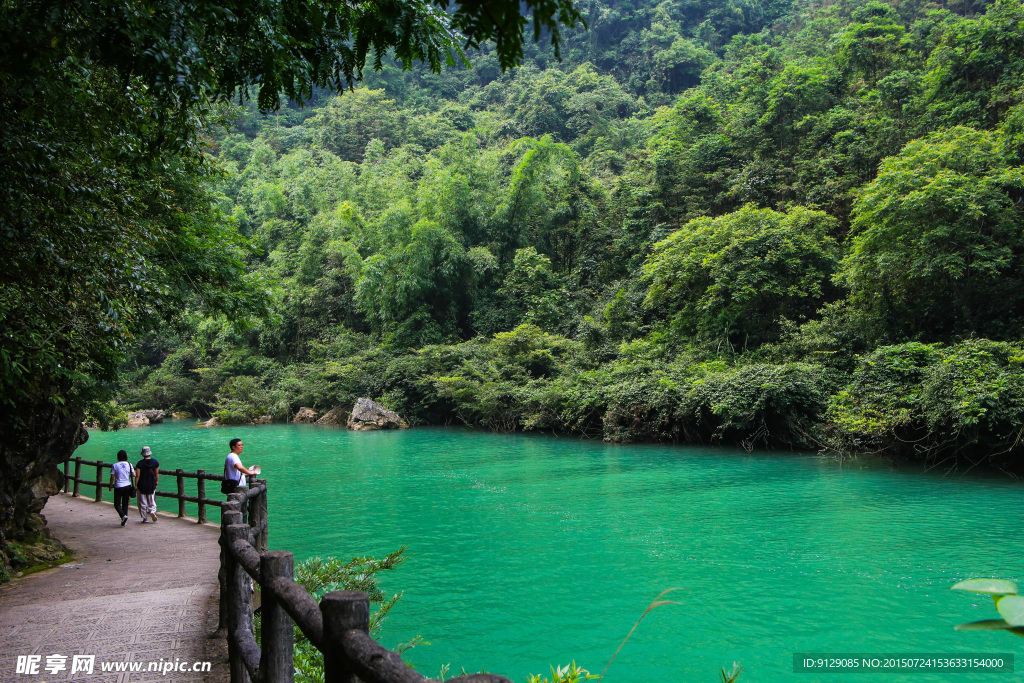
952 579 1018 596
955 619 1014 631
997 595 1024 626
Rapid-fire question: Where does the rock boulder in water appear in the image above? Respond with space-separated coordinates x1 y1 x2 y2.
293 407 320 423
126 412 149 427
346 398 408 431
315 407 347 425
142 409 165 424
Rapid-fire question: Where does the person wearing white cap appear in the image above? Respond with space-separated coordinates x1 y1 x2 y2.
135 446 160 523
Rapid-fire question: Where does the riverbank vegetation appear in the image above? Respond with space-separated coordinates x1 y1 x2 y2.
113 0 1024 472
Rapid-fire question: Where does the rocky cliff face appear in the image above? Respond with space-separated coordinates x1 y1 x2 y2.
0 397 86 578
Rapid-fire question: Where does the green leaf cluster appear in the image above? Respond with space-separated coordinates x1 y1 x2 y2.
953 578 1024 637
827 340 1024 466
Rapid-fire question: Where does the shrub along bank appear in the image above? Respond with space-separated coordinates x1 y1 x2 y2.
119 324 1024 472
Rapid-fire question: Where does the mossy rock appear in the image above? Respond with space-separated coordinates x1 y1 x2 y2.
3 537 72 580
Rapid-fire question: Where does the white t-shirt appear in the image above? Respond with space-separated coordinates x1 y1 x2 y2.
224 453 246 484
112 461 133 488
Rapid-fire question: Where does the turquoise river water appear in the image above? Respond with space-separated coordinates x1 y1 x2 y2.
73 420 1023 682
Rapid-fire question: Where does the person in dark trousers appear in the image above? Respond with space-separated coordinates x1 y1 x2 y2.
222 438 255 495
109 450 133 526
135 446 160 523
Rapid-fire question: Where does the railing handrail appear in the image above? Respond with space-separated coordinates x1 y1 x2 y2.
219 493 513 683
61 456 225 521
65 456 230 479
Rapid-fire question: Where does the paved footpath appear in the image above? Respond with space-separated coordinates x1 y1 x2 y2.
0 494 229 682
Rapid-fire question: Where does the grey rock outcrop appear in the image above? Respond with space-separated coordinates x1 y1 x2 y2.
0 395 83 577
315 407 347 425
143 409 165 424
251 414 273 425
347 398 408 431
204 417 220 428
293 407 319 423
126 412 149 427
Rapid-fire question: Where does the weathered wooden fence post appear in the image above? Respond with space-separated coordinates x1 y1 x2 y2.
252 480 268 553
321 591 370 683
260 551 295 683
219 513 232 638
94 460 104 502
220 502 242 632
247 488 260 549
196 470 207 524
62 459 69 493
176 468 186 517
231 488 248 525
73 457 81 497
226 522 253 683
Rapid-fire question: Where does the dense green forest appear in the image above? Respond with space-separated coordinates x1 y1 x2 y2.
116 0 1024 470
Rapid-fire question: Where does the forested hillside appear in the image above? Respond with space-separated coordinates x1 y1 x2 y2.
120 0 1024 470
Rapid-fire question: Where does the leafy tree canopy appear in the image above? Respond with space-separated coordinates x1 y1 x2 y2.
643 206 840 347
839 126 1024 340
4 0 586 113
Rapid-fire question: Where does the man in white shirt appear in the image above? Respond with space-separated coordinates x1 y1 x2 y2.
223 438 255 495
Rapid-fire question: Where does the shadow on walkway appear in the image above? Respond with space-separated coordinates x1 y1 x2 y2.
0 493 228 682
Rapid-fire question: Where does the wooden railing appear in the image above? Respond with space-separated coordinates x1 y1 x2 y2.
62 457 511 683
220 491 512 683
62 456 228 523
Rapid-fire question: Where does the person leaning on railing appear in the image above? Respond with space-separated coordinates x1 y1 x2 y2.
222 438 255 495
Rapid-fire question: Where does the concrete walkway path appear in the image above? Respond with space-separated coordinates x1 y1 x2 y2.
0 493 228 682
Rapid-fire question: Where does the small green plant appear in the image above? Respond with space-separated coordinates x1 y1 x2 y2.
719 663 743 682
437 665 491 680
254 547 411 683
599 588 684 681
527 661 597 683
952 578 1024 636
395 634 428 654
526 588 742 682
294 548 407 634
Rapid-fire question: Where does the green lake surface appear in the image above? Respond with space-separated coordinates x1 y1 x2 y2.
74 420 1023 682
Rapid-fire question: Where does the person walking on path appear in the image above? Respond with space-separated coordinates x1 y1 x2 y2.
222 438 255 496
135 446 160 523
109 450 133 526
